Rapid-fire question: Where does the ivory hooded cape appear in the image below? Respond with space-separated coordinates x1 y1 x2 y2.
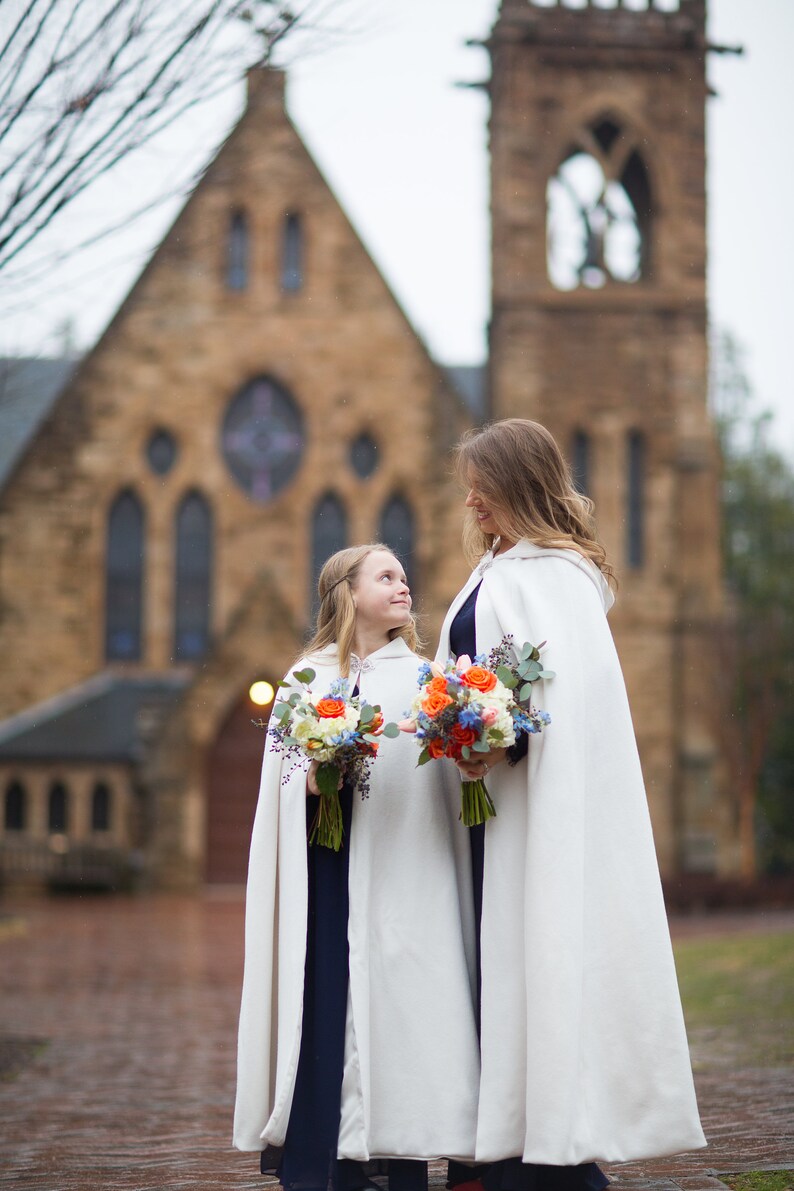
436 540 706 1167
233 638 480 1161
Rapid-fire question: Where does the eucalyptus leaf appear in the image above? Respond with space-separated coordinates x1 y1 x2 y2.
472 740 491 752
539 669 556 680
417 748 432 766
495 665 517 688
519 682 534 701
461 745 471 760
359 704 375 724
292 667 316 685
381 723 400 738
521 641 537 660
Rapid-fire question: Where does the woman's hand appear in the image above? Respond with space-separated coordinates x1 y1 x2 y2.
455 746 507 782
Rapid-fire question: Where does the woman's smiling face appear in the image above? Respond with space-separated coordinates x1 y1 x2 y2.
465 471 509 541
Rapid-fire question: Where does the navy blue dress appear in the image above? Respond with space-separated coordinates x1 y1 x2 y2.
265 710 427 1191
447 583 608 1191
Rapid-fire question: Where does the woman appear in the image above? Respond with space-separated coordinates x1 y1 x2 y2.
438 420 706 1190
234 544 480 1191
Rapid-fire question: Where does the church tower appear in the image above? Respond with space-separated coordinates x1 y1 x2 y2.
487 0 735 875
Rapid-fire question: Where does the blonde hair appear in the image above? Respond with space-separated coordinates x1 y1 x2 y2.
455 419 614 584
302 544 421 678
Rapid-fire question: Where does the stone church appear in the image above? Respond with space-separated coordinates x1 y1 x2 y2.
0 0 737 891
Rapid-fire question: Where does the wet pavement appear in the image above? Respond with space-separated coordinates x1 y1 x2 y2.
0 895 791 1191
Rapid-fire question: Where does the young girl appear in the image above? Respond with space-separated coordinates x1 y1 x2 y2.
234 544 480 1191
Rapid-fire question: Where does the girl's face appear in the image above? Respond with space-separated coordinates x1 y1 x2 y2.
465 471 508 540
352 550 412 633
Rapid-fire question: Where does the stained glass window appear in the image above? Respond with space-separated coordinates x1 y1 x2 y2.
311 493 347 617
571 430 591 496
350 433 379 479
174 491 212 660
221 377 304 502
227 210 249 291
281 213 303 293
378 495 416 593
627 430 646 568
105 490 145 660
146 429 177 476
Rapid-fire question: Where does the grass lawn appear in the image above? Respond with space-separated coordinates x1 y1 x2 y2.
722 1173 794 1191
673 929 794 1069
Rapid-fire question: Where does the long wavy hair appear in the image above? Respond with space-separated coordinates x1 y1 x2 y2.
302 544 421 678
454 419 614 584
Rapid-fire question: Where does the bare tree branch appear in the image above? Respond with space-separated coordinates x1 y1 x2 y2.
0 0 359 294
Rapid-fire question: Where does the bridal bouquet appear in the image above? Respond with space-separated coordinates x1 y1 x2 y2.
400 638 553 827
264 667 399 850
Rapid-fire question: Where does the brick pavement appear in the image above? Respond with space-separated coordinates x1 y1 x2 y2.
0 895 791 1191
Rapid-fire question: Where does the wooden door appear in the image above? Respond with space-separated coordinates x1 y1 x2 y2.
205 690 269 883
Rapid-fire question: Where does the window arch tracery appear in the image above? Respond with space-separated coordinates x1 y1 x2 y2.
547 114 653 290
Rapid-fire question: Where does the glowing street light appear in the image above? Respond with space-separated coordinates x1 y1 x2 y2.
249 680 275 707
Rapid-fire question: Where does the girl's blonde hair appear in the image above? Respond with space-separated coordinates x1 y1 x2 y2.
302 544 421 677
455 419 614 584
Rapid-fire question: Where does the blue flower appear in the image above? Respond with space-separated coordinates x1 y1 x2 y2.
459 705 483 729
417 661 432 683
329 678 350 698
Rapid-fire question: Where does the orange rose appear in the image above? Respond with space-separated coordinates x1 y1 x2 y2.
451 723 478 749
315 697 346 718
427 675 449 696
421 690 454 717
427 737 446 759
461 665 497 693
368 712 384 733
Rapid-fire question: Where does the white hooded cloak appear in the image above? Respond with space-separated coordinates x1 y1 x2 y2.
234 638 480 1162
436 540 706 1167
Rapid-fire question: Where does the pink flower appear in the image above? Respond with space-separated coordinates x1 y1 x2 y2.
398 718 418 734
481 707 498 727
430 661 446 679
456 654 472 670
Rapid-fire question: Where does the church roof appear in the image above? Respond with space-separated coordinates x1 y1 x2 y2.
0 356 77 492
0 673 189 763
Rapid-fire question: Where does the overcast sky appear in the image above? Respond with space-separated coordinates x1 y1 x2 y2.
3 0 793 455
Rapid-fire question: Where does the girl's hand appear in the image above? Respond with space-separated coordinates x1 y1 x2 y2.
455 746 507 782
306 761 344 796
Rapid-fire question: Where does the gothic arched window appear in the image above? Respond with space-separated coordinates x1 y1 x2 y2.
311 493 347 616
378 495 416 593
91 782 112 832
281 213 304 293
227 209 249 291
547 115 652 291
174 491 212 660
48 781 68 833
571 430 591 497
626 430 646 569
105 490 145 661
4 781 26 831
